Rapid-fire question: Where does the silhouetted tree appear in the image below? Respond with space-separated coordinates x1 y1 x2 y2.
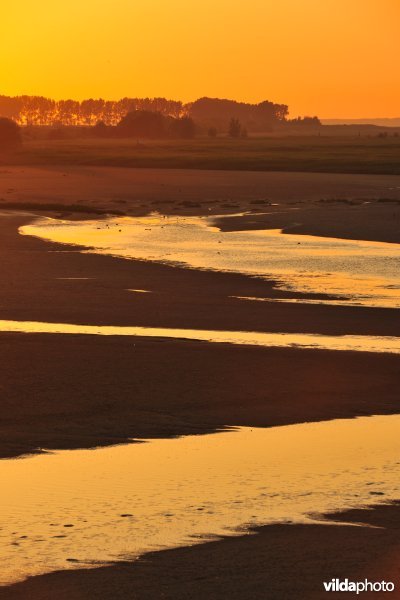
117 110 167 138
188 97 289 132
288 116 321 127
93 120 111 137
169 116 196 139
229 118 241 138
0 118 22 150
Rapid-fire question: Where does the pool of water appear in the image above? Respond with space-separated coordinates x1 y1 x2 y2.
2 212 399 588
1 320 399 353
1 415 399 586
21 213 400 308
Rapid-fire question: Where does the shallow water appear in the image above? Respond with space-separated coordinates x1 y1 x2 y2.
7 212 400 588
1 415 399 586
1 320 400 353
21 213 400 308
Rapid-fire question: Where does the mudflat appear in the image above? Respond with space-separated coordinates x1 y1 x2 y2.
0 166 399 598
1 503 399 600
1 166 400 242
1 214 400 335
0 208 399 459
1 332 399 459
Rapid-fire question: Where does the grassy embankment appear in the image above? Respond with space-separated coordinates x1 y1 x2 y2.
4 135 400 174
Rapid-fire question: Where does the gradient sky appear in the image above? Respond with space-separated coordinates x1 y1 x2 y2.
2 0 400 118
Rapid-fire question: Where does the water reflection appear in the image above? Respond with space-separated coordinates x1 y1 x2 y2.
0 320 399 353
1 416 399 585
21 213 400 308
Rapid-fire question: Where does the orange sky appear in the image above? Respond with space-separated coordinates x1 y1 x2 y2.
1 0 400 118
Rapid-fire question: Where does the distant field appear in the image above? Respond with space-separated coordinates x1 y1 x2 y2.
4 135 400 174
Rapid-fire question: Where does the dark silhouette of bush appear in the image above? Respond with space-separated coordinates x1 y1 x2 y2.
169 116 196 139
0 117 22 151
117 111 198 139
92 120 113 138
188 97 288 132
117 110 167 138
288 116 321 127
229 118 242 138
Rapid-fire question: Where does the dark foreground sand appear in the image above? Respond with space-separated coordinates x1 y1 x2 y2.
1 504 399 600
0 167 399 598
1 332 399 459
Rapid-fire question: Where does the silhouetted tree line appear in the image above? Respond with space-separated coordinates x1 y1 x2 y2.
188 97 289 132
0 95 314 133
0 96 183 126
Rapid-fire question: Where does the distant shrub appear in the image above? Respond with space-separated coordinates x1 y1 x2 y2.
288 116 321 127
117 110 167 138
92 120 113 138
0 117 22 151
228 117 242 138
169 116 196 139
117 110 197 139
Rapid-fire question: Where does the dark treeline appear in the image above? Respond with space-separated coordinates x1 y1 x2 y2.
189 97 290 132
0 95 318 132
0 96 183 126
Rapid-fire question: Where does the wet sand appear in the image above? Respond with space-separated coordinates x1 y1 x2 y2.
0 166 399 597
1 332 399 459
1 166 400 242
21 213 400 309
1 215 400 336
0 211 399 460
1 503 399 599
3 415 398 586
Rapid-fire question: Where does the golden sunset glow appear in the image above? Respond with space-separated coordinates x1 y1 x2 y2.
2 0 400 117
1 1 400 596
